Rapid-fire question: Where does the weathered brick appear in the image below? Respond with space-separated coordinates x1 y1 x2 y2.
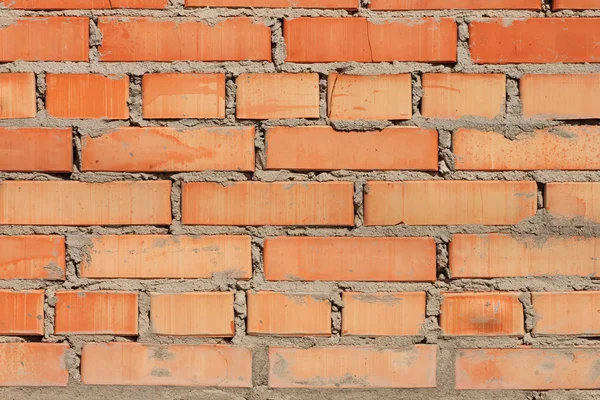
546 182 600 223
0 343 69 386
186 0 357 8
0 290 44 335
0 128 71 172
533 292 600 335
554 0 600 9
369 0 540 9
0 0 167 8
0 236 66 280
0 73 36 119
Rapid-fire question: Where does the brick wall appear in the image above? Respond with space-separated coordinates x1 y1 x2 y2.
0 1 600 399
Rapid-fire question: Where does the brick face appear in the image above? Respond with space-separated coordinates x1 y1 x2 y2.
0 128 72 172
369 0 540 9
532 292 600 335
0 0 167 8
186 0 357 7
0 343 69 386
545 183 600 222
0 290 44 335
0 73 36 119
0 236 66 280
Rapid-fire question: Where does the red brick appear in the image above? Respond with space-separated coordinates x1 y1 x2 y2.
247 292 331 336
0 73 36 119
370 0 540 9
269 345 437 388
554 0 600 9
142 73 225 119
236 73 320 119
81 343 252 387
265 126 438 171
80 235 251 279
284 17 457 63
440 292 524 336
327 74 412 120
470 18 600 64
0 0 167 8
182 182 354 226
341 292 426 336
456 348 600 389
454 127 600 171
521 74 600 119
0 343 69 386
546 182 600 223
98 17 271 62
449 234 600 278
264 236 436 282
421 74 506 119
0 128 72 172
186 0 357 8
0 236 66 280
55 291 138 335
533 292 600 336
364 181 537 226
81 127 255 172
0 181 172 226
0 17 88 61
46 74 129 120
150 292 234 336
0 290 44 335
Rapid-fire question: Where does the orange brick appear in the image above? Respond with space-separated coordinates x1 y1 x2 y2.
0 181 172 226
521 74 600 119
236 73 319 119
98 17 271 62
46 74 129 120
369 0 540 9
533 292 600 336
186 0 357 8
142 73 225 119
55 291 138 335
341 292 426 336
0 236 65 280
182 182 354 226
265 126 438 171
421 74 505 119
0 0 167 8
81 343 252 387
264 237 436 282
80 235 251 279
0 343 69 386
247 292 331 336
151 292 234 337
0 73 36 119
269 345 437 388
454 127 600 171
327 74 412 120
449 234 600 278
0 17 88 61
364 181 537 226
0 290 44 335
440 292 524 336
456 348 600 390
470 19 600 64
81 127 255 172
554 0 600 9
284 17 457 63
546 182 600 223
0 128 72 172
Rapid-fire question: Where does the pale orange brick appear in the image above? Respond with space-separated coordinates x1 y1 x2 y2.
341 292 426 336
284 17 457 63
370 0 540 9
55 291 138 335
142 73 225 119
546 182 600 223
81 343 252 387
0 181 172 226
182 182 354 226
80 235 251 279
0 0 167 8
150 292 234 337
449 234 600 278
247 292 331 336
264 236 436 282
364 181 537 226
0 343 69 386
554 0 600 9
421 74 505 119
0 290 44 335
0 17 88 61
521 74 600 119
236 73 319 119
0 128 72 172
265 126 438 171
533 292 600 335
46 74 129 120
81 127 255 172
98 17 271 62
269 345 437 388
186 0 357 8
440 292 524 336
327 74 412 120
456 348 600 389
454 127 600 171
0 73 36 119
0 236 65 280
